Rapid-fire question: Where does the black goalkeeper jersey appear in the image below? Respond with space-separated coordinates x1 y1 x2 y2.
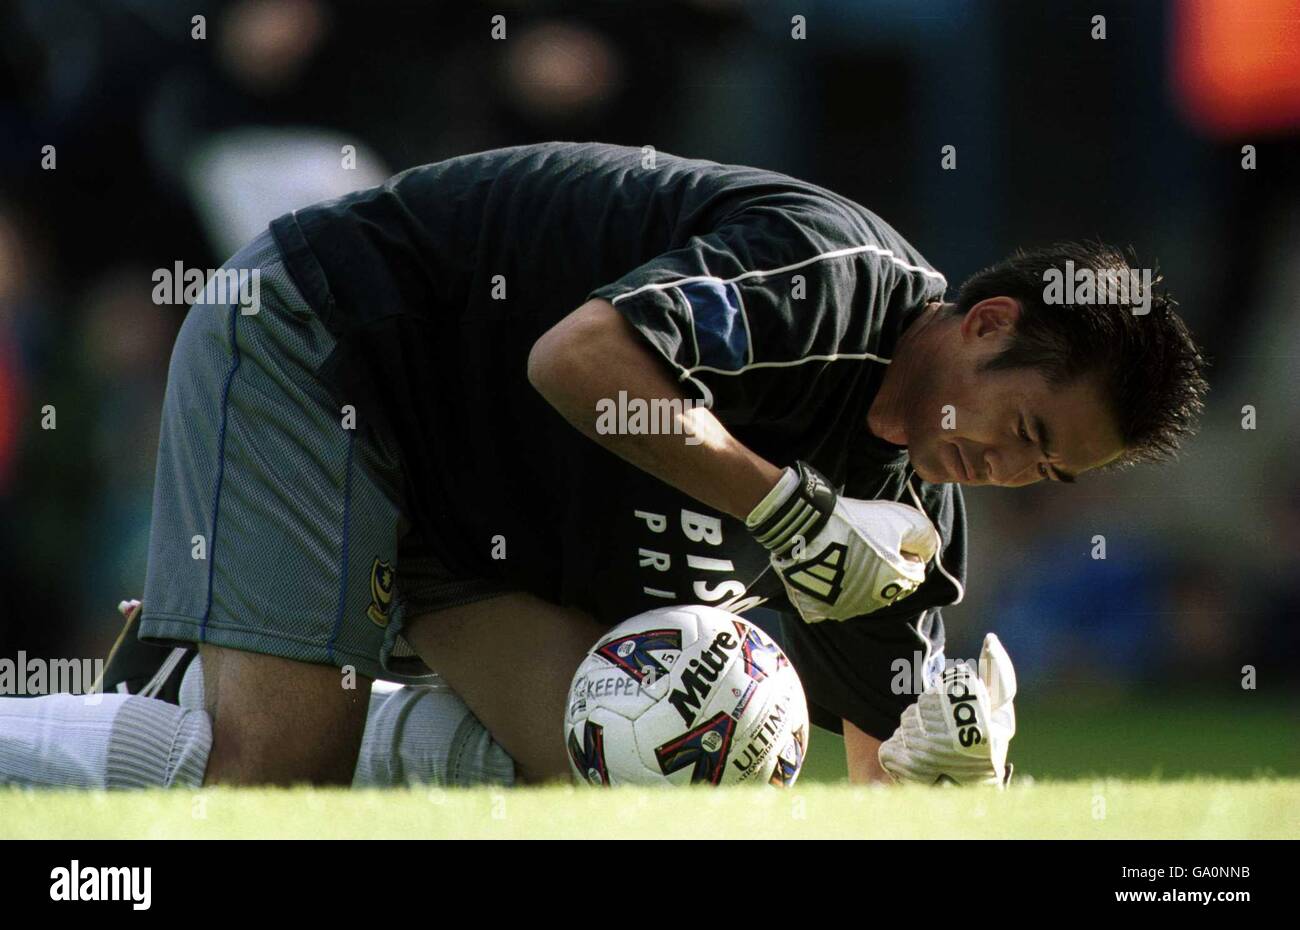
269 142 964 739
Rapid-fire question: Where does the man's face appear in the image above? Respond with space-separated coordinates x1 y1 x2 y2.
903 299 1126 488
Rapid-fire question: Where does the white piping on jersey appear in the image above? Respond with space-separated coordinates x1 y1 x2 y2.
607 241 946 381
608 242 947 300
666 278 764 377
609 237 965 614
642 286 714 406
732 280 755 366
689 351 892 377
670 286 703 370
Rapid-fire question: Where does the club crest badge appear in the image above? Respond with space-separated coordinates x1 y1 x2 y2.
367 558 395 627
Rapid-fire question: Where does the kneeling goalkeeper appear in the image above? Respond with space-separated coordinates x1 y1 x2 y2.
130 142 1205 787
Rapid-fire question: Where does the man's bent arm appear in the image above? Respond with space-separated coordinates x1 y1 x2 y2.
528 299 784 520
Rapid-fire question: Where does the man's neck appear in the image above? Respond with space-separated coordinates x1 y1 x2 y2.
867 301 946 445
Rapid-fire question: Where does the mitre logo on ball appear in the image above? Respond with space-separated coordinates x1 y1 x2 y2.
564 604 810 787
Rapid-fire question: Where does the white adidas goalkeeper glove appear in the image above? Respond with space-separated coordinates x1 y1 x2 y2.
746 462 940 623
878 633 1018 786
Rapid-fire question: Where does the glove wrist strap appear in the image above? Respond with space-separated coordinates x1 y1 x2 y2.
746 461 836 557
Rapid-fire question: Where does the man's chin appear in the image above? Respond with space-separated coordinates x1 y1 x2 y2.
910 450 952 485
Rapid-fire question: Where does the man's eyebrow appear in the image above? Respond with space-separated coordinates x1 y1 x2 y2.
1033 415 1077 483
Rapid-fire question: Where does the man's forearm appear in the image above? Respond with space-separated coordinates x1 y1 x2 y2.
528 299 783 520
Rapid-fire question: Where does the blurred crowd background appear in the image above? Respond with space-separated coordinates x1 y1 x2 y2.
1 0 1296 761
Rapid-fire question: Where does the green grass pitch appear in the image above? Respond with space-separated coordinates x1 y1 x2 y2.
2 696 1296 839
2 780 1296 839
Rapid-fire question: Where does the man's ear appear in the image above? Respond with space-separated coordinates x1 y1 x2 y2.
960 297 1022 342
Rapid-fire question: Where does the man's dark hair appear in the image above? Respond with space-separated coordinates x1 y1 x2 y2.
953 241 1209 467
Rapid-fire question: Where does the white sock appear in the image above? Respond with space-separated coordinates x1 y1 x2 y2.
356 680 516 788
0 653 514 788
0 687 210 788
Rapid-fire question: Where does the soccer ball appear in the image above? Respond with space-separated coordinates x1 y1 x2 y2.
564 604 810 787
